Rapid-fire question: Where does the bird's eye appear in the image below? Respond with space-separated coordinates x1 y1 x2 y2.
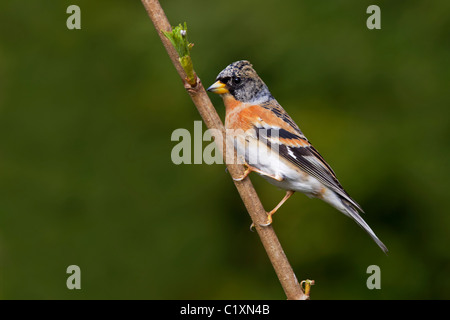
221 77 231 84
232 77 241 84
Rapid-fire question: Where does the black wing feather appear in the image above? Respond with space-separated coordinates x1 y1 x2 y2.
278 143 364 212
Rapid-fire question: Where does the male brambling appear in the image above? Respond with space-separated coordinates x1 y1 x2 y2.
207 60 387 253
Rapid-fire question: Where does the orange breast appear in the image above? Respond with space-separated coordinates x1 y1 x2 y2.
223 94 241 112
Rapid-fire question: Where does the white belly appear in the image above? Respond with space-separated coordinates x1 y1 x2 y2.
233 135 323 196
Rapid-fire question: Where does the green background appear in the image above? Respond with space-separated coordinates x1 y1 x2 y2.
0 0 449 299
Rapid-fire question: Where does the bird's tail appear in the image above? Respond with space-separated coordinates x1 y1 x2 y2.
340 198 388 254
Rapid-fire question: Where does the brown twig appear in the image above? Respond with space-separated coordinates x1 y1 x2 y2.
141 0 308 300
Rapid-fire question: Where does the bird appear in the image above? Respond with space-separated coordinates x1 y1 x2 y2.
207 60 388 254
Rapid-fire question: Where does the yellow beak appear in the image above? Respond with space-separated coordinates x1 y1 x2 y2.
207 80 229 94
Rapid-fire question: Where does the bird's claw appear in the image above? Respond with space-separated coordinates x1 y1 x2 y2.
232 164 252 181
249 213 273 231
259 213 273 227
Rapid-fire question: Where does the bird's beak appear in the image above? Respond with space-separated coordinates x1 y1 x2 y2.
207 80 229 94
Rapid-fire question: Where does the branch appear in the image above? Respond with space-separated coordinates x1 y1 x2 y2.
141 0 309 300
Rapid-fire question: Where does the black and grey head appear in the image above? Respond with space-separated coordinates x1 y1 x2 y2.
207 60 273 104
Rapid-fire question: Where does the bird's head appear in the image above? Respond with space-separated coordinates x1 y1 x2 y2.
207 60 273 104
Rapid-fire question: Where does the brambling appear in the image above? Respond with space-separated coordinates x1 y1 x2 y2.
207 60 387 253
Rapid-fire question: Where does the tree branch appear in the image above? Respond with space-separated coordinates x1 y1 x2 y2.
141 0 309 300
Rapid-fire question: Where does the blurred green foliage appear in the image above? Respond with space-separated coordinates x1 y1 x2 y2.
0 0 449 299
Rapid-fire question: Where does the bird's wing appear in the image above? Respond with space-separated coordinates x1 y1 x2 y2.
243 102 363 212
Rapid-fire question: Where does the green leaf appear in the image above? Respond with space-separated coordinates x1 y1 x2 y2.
162 22 196 85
